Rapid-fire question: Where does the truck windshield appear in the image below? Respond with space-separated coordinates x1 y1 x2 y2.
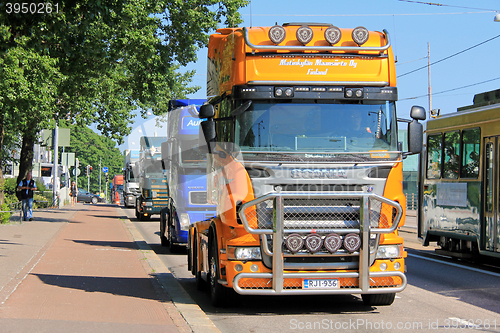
179 138 207 167
145 160 163 178
235 101 397 160
127 169 136 182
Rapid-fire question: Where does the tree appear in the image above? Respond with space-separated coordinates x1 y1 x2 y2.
58 121 122 194
0 0 248 196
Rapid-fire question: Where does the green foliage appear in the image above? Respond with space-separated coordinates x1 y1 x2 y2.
0 0 248 189
58 121 123 194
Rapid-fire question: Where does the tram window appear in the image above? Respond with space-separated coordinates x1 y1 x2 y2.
460 128 480 178
426 134 442 179
443 131 460 179
485 143 494 212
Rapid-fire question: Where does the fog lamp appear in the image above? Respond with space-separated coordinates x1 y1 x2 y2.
352 26 369 45
343 233 361 253
394 262 401 270
269 25 286 44
250 264 259 272
285 88 294 97
324 26 342 45
275 88 283 97
345 89 353 98
380 262 388 271
355 89 363 98
285 233 304 253
324 233 342 253
296 26 313 45
305 233 323 253
235 264 243 272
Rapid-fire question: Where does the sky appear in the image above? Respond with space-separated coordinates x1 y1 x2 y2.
121 0 500 151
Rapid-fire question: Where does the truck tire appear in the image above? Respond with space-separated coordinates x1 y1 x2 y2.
160 208 169 246
168 222 181 253
209 233 231 307
193 236 206 291
361 293 396 306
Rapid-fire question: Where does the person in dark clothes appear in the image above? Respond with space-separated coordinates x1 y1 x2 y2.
17 171 37 221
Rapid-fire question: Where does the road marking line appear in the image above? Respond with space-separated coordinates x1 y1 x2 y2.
407 252 500 278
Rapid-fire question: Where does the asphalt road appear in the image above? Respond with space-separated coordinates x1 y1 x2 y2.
123 207 500 332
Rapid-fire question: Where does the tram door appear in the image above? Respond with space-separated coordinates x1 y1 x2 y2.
483 137 500 252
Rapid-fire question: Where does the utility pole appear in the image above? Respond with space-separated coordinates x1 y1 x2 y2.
427 42 432 113
99 157 102 195
52 122 59 207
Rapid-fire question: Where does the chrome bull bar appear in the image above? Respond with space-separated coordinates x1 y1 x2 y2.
236 192 406 295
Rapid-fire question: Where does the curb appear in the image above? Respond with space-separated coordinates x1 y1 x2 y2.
123 218 220 333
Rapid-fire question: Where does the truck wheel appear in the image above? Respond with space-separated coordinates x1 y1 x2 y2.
187 230 192 272
193 236 205 291
209 234 231 307
361 293 396 306
160 208 169 246
168 222 181 253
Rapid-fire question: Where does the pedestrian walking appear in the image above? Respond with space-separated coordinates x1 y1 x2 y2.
70 181 78 206
17 171 37 221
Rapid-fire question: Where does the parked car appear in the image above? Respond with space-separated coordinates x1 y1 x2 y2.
77 189 102 204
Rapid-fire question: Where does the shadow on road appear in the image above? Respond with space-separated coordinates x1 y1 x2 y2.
69 239 139 250
33 273 160 301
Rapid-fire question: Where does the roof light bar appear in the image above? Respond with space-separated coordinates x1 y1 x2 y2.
296 26 314 45
352 26 369 46
268 25 286 44
324 26 342 45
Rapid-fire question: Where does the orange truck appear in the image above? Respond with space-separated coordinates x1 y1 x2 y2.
188 23 425 306
112 174 124 205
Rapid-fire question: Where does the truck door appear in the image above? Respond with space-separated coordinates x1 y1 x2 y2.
483 136 500 253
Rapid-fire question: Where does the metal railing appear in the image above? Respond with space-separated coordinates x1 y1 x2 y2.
234 192 407 295
405 193 418 210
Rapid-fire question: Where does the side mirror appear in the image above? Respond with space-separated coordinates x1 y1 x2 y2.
199 104 215 119
200 119 216 153
410 105 426 121
407 105 426 155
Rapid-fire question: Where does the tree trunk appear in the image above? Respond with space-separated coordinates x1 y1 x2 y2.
17 131 36 185
0 111 5 206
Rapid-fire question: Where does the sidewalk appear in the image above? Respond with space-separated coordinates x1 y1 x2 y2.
0 204 191 332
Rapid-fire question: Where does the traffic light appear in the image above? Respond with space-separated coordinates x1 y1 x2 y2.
105 174 109 182
89 166 93 173
85 165 89 176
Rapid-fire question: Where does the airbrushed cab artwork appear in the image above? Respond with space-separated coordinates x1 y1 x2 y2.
187 23 425 307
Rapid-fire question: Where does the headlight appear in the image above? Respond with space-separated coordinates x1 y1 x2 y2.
376 244 403 259
143 201 153 206
227 246 261 260
179 213 190 231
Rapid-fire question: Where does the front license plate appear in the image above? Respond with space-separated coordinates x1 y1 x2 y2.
302 279 339 289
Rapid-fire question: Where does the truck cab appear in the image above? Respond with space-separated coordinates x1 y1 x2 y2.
160 100 216 252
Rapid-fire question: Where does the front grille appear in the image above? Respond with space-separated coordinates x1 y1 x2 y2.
254 198 362 231
278 184 363 192
190 191 209 205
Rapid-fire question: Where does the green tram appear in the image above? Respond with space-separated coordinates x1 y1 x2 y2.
419 89 500 258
